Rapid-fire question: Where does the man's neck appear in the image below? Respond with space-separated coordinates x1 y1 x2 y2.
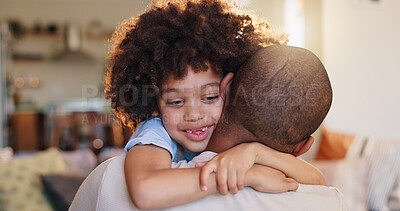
205 122 254 153
205 132 234 153
205 121 238 153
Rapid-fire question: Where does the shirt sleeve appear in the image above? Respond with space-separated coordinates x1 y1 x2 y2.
124 118 177 160
171 151 217 168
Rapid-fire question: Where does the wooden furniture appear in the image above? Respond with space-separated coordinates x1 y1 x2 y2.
50 112 124 152
11 112 45 151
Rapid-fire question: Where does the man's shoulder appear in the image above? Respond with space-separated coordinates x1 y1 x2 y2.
167 184 346 211
297 184 342 194
240 184 346 211
72 154 347 211
70 156 119 210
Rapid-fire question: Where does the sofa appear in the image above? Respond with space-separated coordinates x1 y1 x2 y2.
300 127 400 211
0 146 123 211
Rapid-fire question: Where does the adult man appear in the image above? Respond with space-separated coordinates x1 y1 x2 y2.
70 45 346 211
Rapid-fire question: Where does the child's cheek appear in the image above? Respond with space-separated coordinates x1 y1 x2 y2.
161 111 182 127
212 99 224 122
160 112 171 124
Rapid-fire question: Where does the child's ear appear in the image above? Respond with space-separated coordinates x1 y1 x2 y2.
220 72 234 101
291 136 314 157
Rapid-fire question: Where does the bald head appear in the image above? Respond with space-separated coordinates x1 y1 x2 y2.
216 45 332 153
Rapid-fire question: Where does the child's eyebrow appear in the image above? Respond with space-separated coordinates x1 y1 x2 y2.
160 88 179 95
201 82 220 90
161 82 220 95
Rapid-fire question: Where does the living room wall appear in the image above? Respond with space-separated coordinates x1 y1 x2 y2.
321 0 400 140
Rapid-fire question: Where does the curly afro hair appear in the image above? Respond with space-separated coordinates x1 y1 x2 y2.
104 0 288 129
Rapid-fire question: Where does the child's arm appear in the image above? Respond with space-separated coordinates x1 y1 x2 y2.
124 144 216 210
245 164 299 193
251 142 326 185
125 144 298 210
253 143 326 185
199 141 325 194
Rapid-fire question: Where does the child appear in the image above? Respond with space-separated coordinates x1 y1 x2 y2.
104 0 322 209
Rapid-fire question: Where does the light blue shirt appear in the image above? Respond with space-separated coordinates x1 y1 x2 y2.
124 117 199 162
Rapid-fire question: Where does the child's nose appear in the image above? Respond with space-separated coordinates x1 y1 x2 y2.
183 104 205 122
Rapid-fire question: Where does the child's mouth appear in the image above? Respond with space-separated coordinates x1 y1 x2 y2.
183 126 211 141
185 127 207 134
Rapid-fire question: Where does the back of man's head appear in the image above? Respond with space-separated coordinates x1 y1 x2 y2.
225 45 332 153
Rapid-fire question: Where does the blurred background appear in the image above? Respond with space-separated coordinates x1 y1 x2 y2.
0 0 399 210
0 0 153 152
1 0 399 152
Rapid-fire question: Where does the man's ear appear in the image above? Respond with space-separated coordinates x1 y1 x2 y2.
291 136 314 157
220 72 234 101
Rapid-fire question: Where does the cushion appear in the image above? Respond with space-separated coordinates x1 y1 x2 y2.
61 148 98 175
316 128 355 160
363 139 400 210
342 137 400 210
0 147 13 162
388 185 400 210
311 158 369 211
0 148 68 210
97 147 124 163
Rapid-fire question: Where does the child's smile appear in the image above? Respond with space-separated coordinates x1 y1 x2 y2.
183 125 212 142
158 66 223 152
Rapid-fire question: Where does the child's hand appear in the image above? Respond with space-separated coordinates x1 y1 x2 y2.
199 143 257 195
247 164 299 193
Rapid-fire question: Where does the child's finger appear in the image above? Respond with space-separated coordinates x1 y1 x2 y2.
227 169 238 194
237 170 245 190
216 167 228 195
199 162 216 191
283 178 299 192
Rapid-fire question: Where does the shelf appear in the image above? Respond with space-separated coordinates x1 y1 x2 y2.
15 31 112 42
20 32 63 41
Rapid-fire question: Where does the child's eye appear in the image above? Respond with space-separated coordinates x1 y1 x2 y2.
202 95 219 103
166 100 184 106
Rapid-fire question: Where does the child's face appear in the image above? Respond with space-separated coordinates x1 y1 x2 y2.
157 66 223 152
